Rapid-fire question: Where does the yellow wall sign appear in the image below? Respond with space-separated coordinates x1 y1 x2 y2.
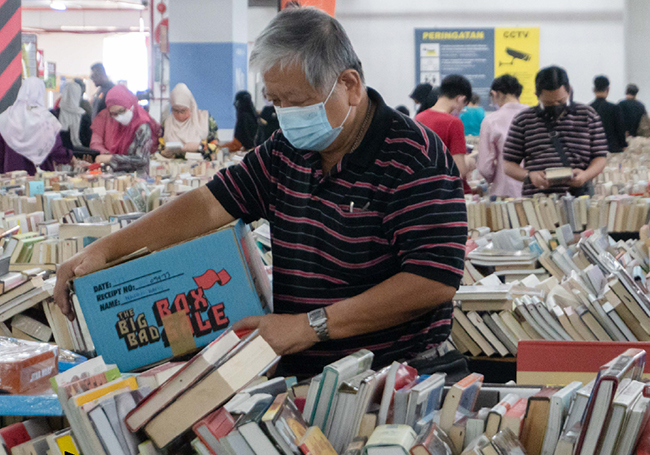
494 27 540 106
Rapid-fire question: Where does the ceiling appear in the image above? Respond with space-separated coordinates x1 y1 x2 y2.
22 0 278 10
22 0 147 10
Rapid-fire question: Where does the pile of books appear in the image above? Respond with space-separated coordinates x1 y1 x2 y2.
455 226 650 358
466 193 650 234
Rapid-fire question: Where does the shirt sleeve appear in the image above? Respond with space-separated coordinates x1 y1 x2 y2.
588 110 609 160
446 119 467 156
110 124 151 174
206 138 273 223
207 115 219 143
382 161 467 289
477 119 496 182
49 134 73 165
90 111 111 154
503 114 526 164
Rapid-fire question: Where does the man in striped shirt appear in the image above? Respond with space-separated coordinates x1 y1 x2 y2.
504 66 608 197
54 7 467 376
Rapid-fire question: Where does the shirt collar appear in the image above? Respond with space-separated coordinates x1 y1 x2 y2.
300 87 392 172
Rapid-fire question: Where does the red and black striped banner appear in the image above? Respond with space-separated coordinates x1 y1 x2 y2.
0 0 20 114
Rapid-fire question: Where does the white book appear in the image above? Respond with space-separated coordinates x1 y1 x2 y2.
598 380 644 455
467 311 509 357
541 381 583 455
613 396 650 455
453 308 496 356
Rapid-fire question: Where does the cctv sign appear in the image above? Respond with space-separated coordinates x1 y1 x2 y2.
415 27 539 109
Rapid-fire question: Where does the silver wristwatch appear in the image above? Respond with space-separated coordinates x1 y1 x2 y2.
307 308 330 342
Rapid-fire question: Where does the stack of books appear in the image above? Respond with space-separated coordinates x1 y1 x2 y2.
455 227 650 358
466 193 650 234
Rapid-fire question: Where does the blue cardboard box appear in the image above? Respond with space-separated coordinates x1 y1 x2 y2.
73 221 271 371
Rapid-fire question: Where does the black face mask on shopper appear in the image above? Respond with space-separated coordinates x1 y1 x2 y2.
543 104 567 120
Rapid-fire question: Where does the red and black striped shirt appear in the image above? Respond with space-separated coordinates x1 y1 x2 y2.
207 88 467 376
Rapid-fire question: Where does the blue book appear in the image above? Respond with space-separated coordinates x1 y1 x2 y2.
74 221 270 371
28 181 45 196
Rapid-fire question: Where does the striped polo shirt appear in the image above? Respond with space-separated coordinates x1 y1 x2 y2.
207 88 467 377
503 103 609 196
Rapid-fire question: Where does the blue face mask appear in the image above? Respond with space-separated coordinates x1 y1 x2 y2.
275 81 352 151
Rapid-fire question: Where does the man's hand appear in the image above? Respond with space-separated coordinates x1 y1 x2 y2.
53 251 108 321
570 168 589 187
232 313 319 356
182 142 202 153
529 170 549 189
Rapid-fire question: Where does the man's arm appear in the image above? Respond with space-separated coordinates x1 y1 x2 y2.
452 154 468 178
233 272 456 355
449 120 469 178
476 122 496 182
54 186 234 318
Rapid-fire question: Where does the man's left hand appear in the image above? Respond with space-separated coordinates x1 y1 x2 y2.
232 313 319 356
570 169 589 187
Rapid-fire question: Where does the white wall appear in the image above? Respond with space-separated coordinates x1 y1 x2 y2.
336 0 626 110
625 0 650 101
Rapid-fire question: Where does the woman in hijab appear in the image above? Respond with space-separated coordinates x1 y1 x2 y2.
222 91 258 151
91 85 160 175
161 83 218 158
51 82 92 149
0 77 76 175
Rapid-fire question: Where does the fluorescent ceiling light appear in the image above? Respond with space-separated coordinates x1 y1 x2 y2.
50 1 67 10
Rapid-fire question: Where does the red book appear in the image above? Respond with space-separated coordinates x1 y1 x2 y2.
193 407 237 452
0 422 30 449
501 398 528 437
125 328 242 432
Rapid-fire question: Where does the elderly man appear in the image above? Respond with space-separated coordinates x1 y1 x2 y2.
54 7 467 377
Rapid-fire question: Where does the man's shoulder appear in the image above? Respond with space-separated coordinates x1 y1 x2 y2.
571 102 600 119
511 106 537 123
384 110 450 172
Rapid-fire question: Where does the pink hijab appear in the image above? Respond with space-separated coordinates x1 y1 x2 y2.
104 85 160 155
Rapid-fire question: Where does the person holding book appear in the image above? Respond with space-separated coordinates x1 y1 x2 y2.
54 6 467 377
90 85 160 175
0 77 78 175
503 66 608 197
160 83 219 158
477 75 528 198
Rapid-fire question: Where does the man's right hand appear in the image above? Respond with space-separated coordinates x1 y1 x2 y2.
53 250 108 321
529 170 550 189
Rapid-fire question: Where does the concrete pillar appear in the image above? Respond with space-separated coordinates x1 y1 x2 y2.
168 0 248 133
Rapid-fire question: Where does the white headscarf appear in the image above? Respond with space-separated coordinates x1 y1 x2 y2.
164 83 209 144
58 82 85 147
0 77 61 166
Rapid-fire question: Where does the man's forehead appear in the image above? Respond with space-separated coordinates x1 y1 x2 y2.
263 64 317 97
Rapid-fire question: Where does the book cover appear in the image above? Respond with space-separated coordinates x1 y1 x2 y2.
73 221 269 372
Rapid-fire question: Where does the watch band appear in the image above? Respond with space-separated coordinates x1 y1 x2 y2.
308 308 330 342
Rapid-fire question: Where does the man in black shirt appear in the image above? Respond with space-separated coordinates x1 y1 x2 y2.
590 76 626 153
90 63 115 119
619 83 647 137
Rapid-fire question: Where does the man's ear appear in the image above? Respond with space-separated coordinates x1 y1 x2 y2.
340 69 363 107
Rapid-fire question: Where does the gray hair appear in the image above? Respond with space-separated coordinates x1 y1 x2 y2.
250 7 365 94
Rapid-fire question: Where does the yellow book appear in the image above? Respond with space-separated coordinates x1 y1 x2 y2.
72 375 137 407
56 433 80 455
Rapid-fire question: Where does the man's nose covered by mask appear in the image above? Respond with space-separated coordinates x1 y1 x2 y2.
274 80 352 151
